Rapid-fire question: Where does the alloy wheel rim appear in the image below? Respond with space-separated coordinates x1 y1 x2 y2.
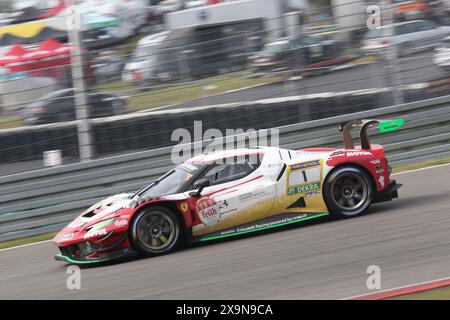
331 173 368 211
137 211 176 251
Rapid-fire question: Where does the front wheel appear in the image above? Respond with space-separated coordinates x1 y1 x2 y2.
323 166 374 218
129 205 181 257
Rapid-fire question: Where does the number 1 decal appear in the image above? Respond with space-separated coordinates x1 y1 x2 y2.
287 160 322 196
302 170 308 183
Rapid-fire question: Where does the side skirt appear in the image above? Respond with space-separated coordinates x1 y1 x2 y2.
190 212 329 243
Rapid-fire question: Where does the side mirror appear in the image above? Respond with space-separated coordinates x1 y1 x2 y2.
189 179 210 198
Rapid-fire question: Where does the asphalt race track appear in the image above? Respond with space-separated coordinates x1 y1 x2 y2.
1 164 450 299
157 51 444 111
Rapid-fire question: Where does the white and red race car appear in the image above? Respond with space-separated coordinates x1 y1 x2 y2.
53 119 403 264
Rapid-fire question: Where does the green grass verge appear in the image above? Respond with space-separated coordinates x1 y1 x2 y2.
0 232 57 249
345 54 379 66
97 32 155 58
392 156 450 173
0 53 378 131
93 72 281 112
0 115 23 130
0 73 280 131
390 285 450 300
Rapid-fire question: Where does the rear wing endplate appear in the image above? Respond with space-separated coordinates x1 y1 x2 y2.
338 119 404 149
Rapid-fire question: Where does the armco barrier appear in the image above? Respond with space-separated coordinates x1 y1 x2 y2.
0 88 435 163
0 95 450 241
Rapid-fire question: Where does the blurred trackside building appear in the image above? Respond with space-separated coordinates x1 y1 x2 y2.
165 0 367 41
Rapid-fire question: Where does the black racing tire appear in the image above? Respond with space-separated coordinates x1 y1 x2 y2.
323 166 374 218
129 205 181 257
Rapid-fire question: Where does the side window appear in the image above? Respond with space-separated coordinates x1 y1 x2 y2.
52 94 74 113
411 22 426 32
292 37 302 47
294 36 319 46
198 156 262 186
203 163 232 185
396 24 411 35
307 36 320 45
408 21 435 33
421 20 438 30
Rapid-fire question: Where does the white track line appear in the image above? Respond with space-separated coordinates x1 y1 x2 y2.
341 275 450 300
1 162 449 253
392 162 450 176
0 239 52 252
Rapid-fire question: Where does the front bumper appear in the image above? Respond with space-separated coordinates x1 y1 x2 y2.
360 47 386 56
55 248 137 265
433 50 450 70
54 231 136 265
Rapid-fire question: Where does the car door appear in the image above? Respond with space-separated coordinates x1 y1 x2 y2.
422 20 450 47
408 20 442 51
295 35 323 64
289 37 306 67
187 156 276 237
50 91 76 123
306 35 324 61
88 93 119 118
273 156 328 215
414 20 438 49
396 22 426 53
278 40 294 68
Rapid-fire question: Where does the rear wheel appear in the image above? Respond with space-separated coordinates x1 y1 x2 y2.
323 166 374 218
129 205 181 257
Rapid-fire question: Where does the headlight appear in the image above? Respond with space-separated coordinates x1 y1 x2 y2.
88 217 117 231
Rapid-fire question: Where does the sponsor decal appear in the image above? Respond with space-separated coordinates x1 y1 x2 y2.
238 190 268 202
331 151 345 157
378 176 385 188
305 190 321 198
346 151 372 157
379 119 404 133
370 159 381 165
83 228 107 240
200 212 329 241
287 160 322 196
115 219 128 228
235 214 307 233
375 165 384 174
196 196 221 226
288 182 321 195
290 160 321 171
217 200 229 209
180 202 189 213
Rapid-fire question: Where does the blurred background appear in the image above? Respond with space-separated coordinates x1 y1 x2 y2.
1 0 450 175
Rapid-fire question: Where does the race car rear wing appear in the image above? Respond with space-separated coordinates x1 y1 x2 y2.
338 119 404 150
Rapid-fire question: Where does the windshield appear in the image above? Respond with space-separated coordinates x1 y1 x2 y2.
133 44 159 62
262 41 289 54
136 162 202 198
364 27 386 39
